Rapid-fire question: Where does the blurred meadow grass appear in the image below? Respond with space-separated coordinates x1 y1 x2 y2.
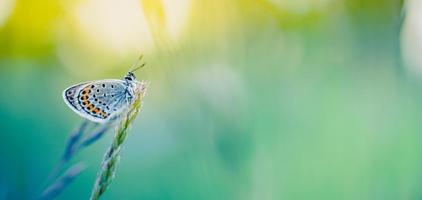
2 0 422 199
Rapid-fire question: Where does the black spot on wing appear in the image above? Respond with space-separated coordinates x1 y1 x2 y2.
84 80 128 115
64 86 82 110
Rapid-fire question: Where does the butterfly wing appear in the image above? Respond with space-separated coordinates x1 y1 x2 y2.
63 79 129 123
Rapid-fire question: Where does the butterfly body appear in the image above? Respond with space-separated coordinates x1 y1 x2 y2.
63 72 140 123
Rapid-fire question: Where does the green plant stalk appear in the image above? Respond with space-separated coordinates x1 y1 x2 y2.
89 81 148 200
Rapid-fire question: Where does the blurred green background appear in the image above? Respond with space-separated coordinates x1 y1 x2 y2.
2 0 421 199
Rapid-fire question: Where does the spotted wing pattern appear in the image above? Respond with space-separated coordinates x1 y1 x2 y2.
63 79 129 123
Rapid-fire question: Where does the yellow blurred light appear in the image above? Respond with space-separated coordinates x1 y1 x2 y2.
161 0 190 40
140 0 190 44
268 0 332 14
56 0 190 75
0 0 14 28
74 0 153 55
73 0 190 53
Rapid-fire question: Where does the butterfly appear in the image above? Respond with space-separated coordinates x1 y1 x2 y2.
63 57 146 124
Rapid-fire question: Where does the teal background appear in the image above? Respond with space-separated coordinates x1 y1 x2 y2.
2 0 421 199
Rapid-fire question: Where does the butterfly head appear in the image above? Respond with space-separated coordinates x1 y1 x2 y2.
124 72 136 82
125 55 146 82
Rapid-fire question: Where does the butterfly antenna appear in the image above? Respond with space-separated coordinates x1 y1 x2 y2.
129 54 146 73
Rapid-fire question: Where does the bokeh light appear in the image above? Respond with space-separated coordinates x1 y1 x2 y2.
0 0 14 28
401 0 422 76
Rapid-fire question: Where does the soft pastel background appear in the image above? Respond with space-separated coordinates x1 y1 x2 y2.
1 0 421 199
